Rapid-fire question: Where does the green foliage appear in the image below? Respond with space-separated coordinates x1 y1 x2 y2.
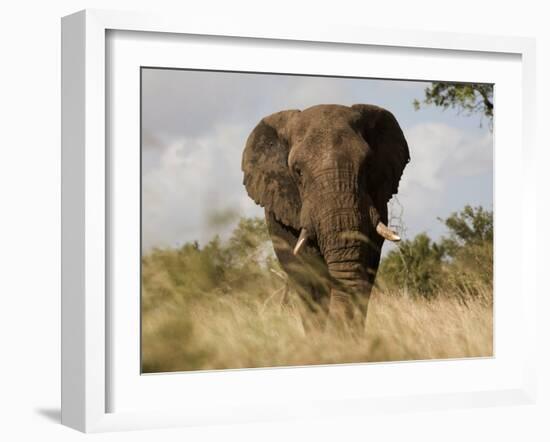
141 217 279 313
226 217 270 263
439 205 493 256
440 206 493 294
413 82 493 125
379 233 445 297
378 205 493 302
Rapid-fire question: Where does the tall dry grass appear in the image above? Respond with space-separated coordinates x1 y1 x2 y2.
141 277 492 373
141 215 493 373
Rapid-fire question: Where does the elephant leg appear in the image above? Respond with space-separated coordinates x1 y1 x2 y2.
265 210 331 322
283 277 329 333
328 288 369 334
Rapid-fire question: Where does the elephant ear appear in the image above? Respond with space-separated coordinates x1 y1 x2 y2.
352 104 410 206
242 110 301 229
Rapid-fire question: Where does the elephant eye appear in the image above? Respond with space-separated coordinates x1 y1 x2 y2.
293 164 303 180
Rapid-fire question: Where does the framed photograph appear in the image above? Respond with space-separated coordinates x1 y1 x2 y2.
61 9 537 432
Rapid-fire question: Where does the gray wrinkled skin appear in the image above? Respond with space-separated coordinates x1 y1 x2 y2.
242 104 410 329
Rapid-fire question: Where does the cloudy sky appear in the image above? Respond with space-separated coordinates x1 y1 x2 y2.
141 68 493 255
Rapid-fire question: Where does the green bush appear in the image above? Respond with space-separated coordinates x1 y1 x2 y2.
378 205 493 302
141 217 282 312
378 233 445 297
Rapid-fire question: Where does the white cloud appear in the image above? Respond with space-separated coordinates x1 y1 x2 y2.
271 76 356 109
141 69 360 141
387 122 493 242
401 122 492 193
142 123 263 250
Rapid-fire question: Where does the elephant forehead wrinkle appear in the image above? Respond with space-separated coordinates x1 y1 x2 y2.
312 167 356 181
308 169 359 194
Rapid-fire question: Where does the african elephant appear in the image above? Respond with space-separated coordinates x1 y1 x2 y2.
242 104 409 329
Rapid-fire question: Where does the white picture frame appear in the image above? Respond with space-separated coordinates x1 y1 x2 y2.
61 9 537 433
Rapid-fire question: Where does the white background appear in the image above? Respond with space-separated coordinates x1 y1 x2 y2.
109 30 523 414
0 1 548 441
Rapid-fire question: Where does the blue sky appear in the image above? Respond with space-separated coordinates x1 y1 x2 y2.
141 69 493 255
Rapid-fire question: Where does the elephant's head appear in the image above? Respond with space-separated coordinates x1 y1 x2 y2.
242 104 409 321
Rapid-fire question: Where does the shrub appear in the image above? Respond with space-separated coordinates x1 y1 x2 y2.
378 205 493 302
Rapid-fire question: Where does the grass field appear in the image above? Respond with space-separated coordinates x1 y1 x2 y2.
141 212 493 373
141 280 493 373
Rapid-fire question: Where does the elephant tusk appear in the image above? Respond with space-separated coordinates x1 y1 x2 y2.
293 228 308 255
376 222 401 242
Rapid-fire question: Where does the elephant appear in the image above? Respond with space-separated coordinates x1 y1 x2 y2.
241 104 410 330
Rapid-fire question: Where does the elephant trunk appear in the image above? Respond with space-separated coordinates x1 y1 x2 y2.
311 190 373 327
